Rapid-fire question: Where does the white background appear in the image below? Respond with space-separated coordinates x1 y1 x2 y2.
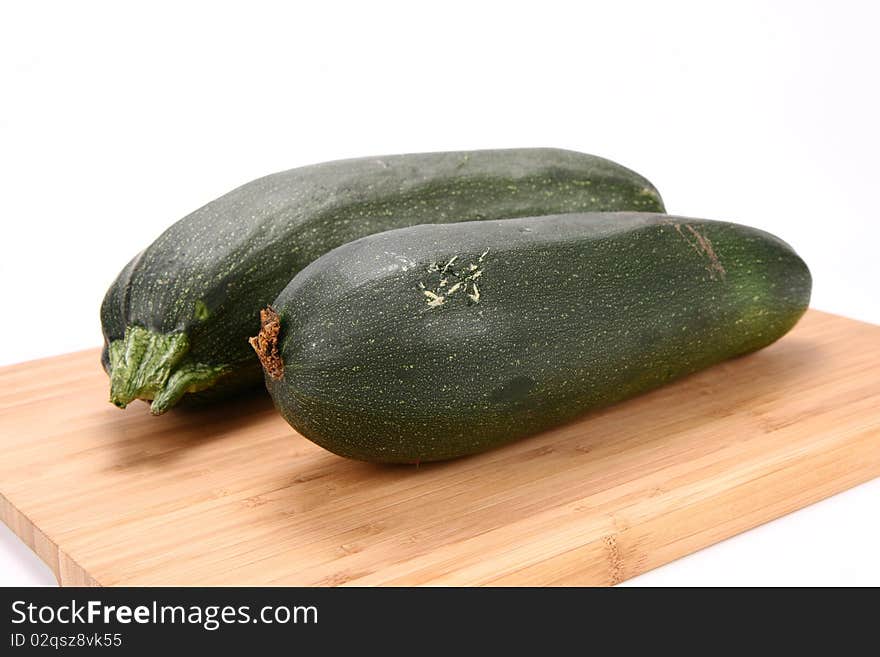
1 1 878 586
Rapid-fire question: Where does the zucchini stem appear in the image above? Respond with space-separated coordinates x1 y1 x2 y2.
107 326 231 414
248 307 284 380
108 326 189 408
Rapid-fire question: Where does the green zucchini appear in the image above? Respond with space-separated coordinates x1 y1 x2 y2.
101 148 665 414
254 212 811 463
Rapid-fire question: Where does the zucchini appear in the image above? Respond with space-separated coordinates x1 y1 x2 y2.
101 148 664 414
254 212 811 463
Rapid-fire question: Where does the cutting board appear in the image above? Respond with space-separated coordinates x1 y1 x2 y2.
1 309 878 586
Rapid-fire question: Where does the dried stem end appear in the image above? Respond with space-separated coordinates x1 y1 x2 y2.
249 306 284 380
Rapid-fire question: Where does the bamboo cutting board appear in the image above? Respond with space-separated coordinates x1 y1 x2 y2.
1 309 878 586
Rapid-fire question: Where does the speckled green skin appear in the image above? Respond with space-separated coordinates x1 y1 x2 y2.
100 148 665 413
264 212 811 463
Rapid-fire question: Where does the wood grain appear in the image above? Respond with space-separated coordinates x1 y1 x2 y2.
1 309 878 586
